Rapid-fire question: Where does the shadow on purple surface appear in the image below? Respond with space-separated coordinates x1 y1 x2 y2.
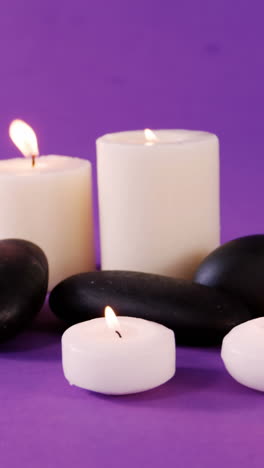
0 300 65 360
69 365 263 412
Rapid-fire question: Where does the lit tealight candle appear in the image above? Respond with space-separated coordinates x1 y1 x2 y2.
62 306 176 395
0 119 95 290
221 318 264 391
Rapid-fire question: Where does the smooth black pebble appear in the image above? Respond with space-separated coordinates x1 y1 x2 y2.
49 270 251 346
194 234 264 317
0 239 49 342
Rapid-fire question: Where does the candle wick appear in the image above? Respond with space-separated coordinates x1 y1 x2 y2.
115 330 122 338
32 155 36 168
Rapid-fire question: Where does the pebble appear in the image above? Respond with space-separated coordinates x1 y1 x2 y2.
0 239 48 342
49 270 251 346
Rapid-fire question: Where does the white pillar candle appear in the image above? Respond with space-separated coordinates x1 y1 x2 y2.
97 129 219 279
0 120 95 290
221 318 264 391
62 307 176 395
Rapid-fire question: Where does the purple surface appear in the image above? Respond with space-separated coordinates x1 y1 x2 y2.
0 1 264 467
1 305 264 468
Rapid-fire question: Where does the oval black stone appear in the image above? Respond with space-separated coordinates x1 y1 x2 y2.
49 270 251 346
194 234 264 318
0 239 49 342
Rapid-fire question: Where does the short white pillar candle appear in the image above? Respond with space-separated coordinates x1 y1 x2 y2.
221 318 264 391
0 120 95 290
62 307 176 395
97 129 219 279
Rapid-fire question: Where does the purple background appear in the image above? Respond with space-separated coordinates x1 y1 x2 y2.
1 1 264 467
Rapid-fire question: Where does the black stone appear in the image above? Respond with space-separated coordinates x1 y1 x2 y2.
194 234 264 318
49 270 251 346
0 239 49 342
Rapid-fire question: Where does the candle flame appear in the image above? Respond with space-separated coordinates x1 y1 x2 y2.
9 120 39 160
105 306 122 337
144 128 158 145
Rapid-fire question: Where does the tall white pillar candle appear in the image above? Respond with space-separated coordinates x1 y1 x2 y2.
0 155 95 290
62 310 176 395
97 130 220 278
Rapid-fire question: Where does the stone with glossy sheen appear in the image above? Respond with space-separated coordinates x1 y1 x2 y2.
194 234 264 317
49 270 251 346
0 239 49 342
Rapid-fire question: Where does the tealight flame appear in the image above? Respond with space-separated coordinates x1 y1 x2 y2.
105 306 122 338
144 128 158 145
9 119 39 167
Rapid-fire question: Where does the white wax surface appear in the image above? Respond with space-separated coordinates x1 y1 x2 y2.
62 317 176 395
221 318 264 391
0 155 95 289
97 129 220 279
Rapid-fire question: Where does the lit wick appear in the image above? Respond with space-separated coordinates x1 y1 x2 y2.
9 119 39 169
105 306 122 339
144 128 158 145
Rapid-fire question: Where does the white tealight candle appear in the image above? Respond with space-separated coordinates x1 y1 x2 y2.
62 306 176 395
97 129 220 279
221 318 264 391
0 120 95 290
